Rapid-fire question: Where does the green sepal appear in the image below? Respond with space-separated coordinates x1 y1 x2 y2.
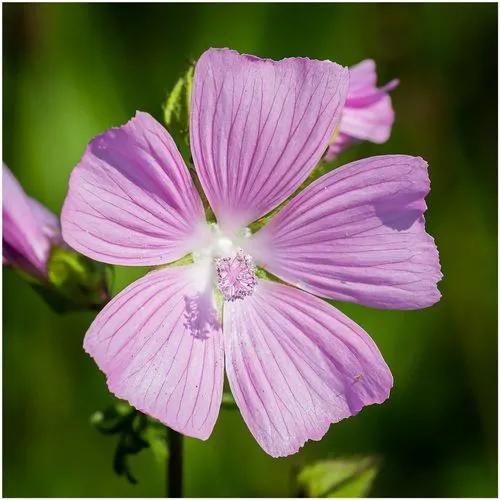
162 62 215 221
301 159 339 189
297 456 380 498
40 246 110 313
221 391 237 410
163 63 195 164
248 155 340 234
161 253 194 269
255 266 287 285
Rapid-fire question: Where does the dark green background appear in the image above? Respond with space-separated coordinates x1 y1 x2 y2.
3 3 497 497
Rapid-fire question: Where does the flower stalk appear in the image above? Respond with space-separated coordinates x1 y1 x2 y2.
167 428 183 497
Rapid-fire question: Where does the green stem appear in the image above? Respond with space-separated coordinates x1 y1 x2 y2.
167 428 183 497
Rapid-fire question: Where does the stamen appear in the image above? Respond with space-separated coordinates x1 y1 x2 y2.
215 249 257 302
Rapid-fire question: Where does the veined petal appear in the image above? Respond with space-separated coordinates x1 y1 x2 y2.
84 264 224 439
326 60 398 161
248 155 442 310
62 112 208 266
190 48 349 231
3 164 58 278
224 279 392 457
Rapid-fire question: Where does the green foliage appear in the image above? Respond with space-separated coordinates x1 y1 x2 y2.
163 63 195 164
297 456 380 498
41 246 110 312
90 402 168 485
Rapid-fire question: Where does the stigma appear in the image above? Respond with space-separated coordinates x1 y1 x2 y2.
215 249 257 301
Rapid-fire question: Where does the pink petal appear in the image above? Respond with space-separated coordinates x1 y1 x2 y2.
346 59 398 108
190 48 349 231
326 59 398 160
84 264 224 439
248 155 442 310
224 279 392 457
341 95 395 144
3 163 58 278
28 197 62 245
61 112 208 266
346 59 378 98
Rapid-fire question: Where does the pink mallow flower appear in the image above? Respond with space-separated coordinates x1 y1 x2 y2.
3 163 62 281
325 59 399 161
61 48 441 457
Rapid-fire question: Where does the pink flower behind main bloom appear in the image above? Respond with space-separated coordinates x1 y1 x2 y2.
3 163 62 280
326 59 399 161
61 48 442 457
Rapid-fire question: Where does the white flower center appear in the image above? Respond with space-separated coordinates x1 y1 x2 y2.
192 224 257 301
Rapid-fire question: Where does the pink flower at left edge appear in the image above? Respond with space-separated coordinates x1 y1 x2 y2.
326 59 399 161
61 48 442 457
3 163 62 281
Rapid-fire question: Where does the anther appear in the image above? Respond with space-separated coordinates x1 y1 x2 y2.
215 249 257 301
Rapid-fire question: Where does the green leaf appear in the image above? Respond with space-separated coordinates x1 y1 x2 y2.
90 401 169 484
297 456 380 498
163 63 194 163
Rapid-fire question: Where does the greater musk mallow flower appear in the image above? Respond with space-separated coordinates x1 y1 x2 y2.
3 163 62 281
61 48 441 457
326 59 399 161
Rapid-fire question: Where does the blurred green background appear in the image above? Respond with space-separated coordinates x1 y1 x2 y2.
3 3 497 497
